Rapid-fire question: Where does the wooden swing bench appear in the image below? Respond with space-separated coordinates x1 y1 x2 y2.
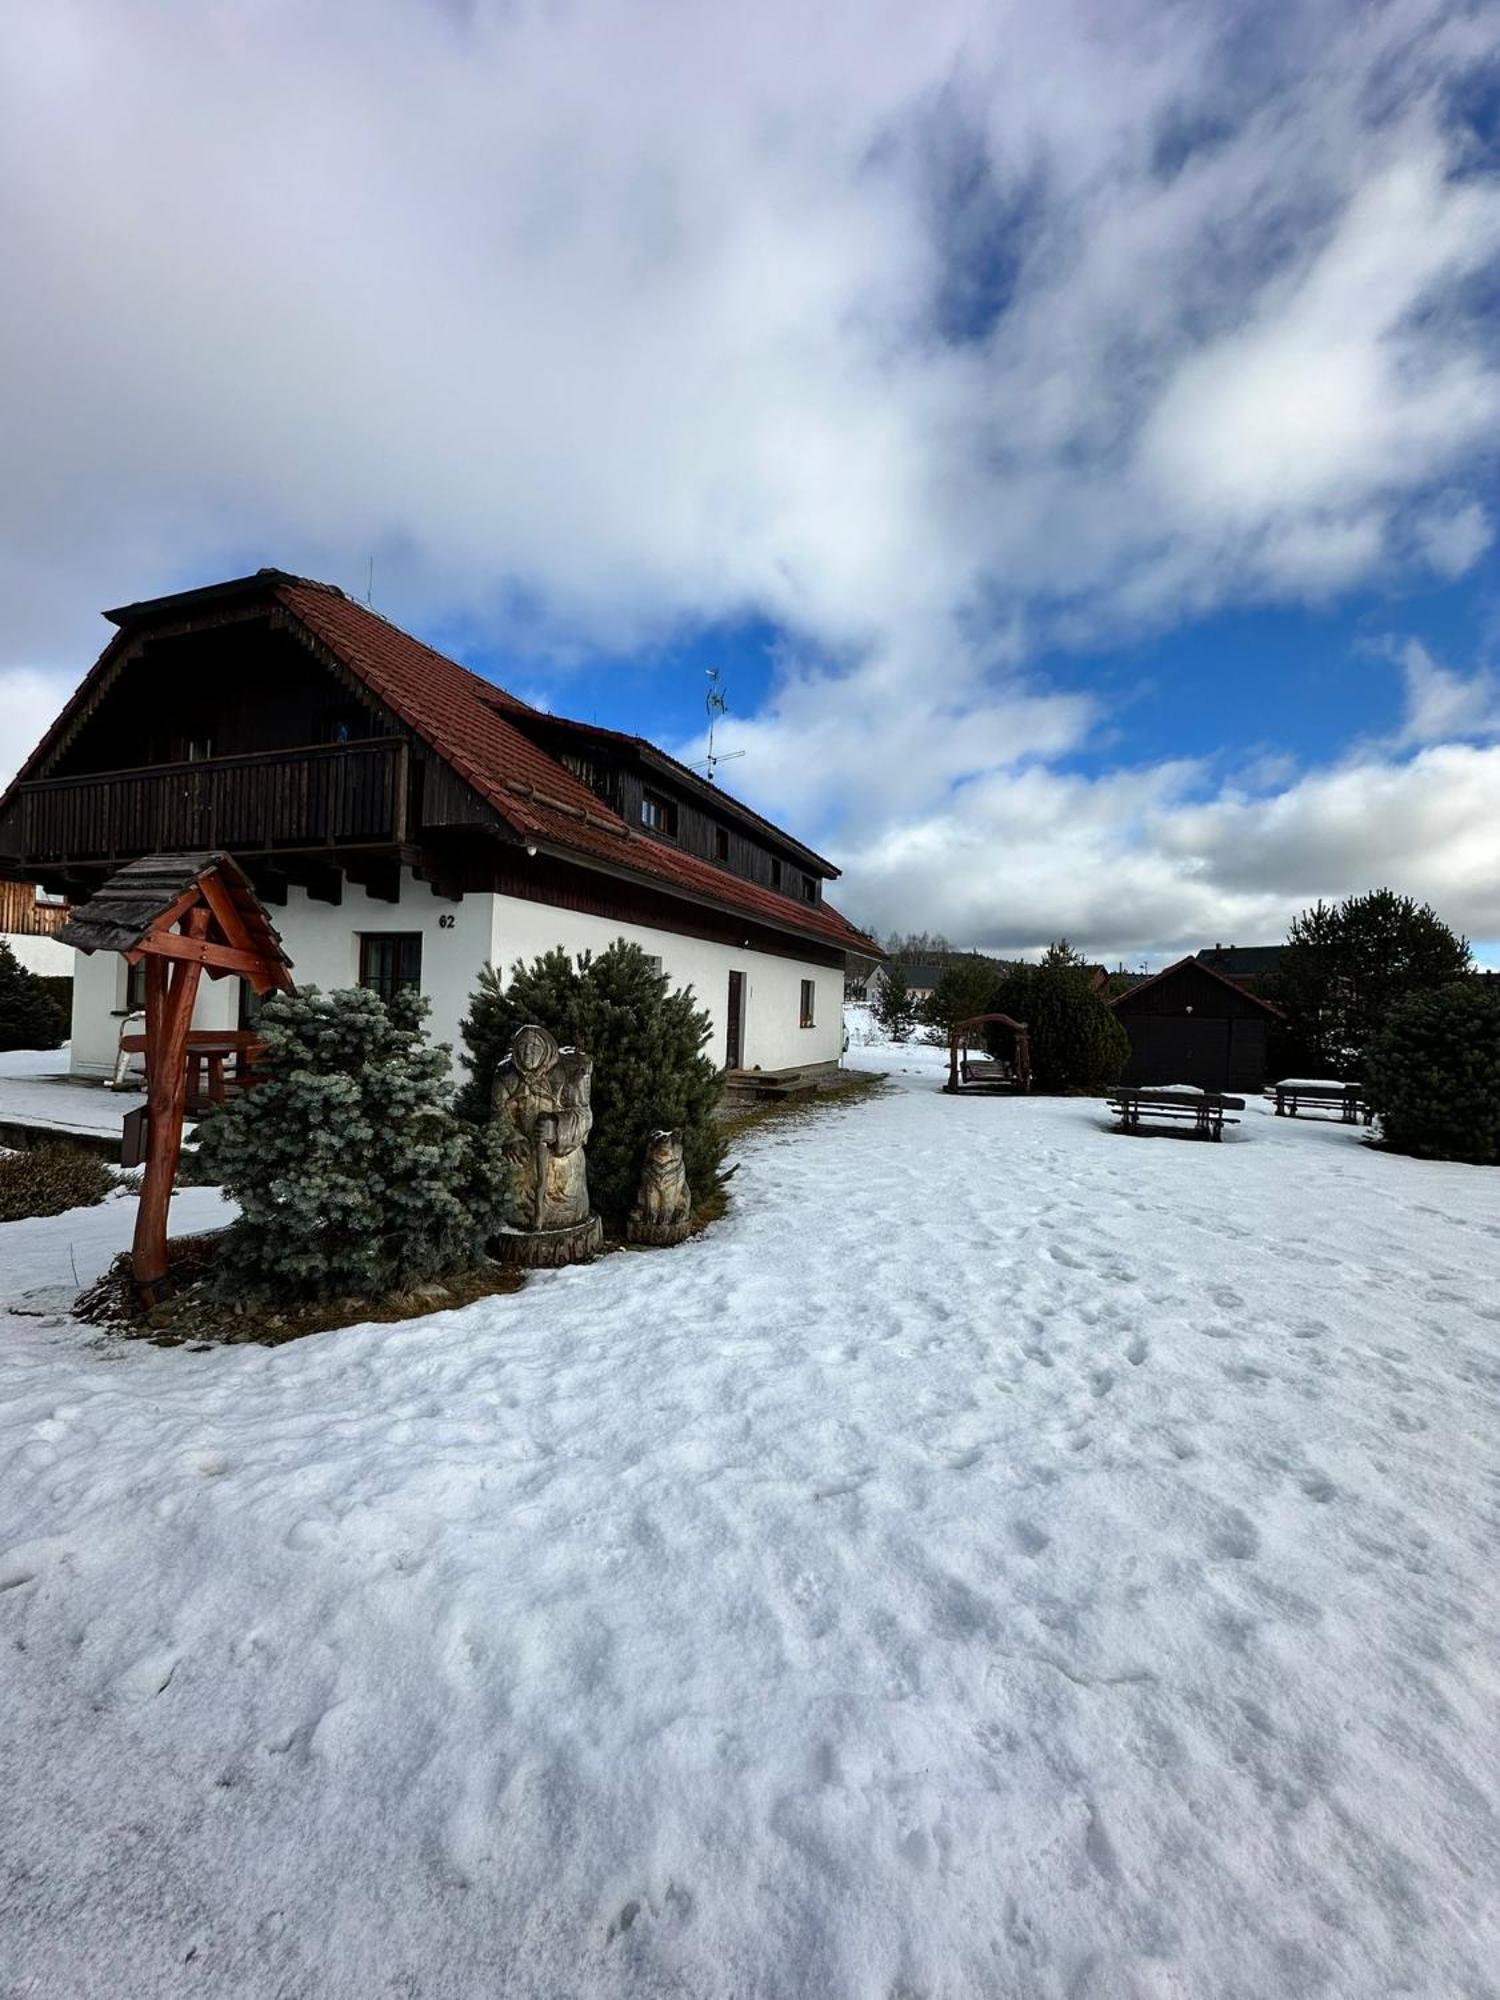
945 1014 1032 1095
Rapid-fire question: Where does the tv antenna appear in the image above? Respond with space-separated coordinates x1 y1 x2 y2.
694 667 746 784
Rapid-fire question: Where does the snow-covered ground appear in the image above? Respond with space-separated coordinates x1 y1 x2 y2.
3 1027 1499 1997
0 1043 145 1138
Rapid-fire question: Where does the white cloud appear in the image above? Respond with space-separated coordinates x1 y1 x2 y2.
834 744 1500 958
1411 498 1493 578
3 0 1500 959
1394 638 1500 746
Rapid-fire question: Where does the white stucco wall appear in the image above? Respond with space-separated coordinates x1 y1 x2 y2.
1 931 74 977
67 867 845 1078
488 891 844 1072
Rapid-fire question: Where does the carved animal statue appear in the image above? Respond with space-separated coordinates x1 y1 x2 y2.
628 1128 692 1244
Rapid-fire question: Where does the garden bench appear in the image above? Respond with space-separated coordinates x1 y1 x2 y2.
1271 1079 1368 1125
1107 1087 1244 1141
960 1056 1015 1086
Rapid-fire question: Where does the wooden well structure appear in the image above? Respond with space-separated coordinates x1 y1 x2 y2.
58 853 294 1301
945 1013 1032 1095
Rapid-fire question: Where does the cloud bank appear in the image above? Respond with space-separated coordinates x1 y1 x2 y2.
3 0 1499 953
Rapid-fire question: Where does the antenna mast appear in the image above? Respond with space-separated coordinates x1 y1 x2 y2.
700 667 746 784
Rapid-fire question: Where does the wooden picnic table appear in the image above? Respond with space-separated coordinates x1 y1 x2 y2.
1271 1079 1368 1125
118 1028 266 1114
1107 1086 1245 1141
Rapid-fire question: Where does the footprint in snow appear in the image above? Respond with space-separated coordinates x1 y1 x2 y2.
1208 1510 1260 1561
1126 1336 1148 1366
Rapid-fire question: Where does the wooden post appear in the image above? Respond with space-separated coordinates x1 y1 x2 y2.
131 908 209 1303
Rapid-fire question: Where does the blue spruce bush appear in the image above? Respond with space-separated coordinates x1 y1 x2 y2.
196 985 514 1299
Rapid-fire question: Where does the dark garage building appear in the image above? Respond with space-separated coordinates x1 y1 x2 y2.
1110 956 1281 1094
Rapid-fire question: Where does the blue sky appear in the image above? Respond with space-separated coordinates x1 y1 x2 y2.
2 0 1499 964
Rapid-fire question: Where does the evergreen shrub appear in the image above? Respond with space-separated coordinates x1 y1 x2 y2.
1365 981 1500 1165
457 941 724 1232
990 962 1129 1093
872 961 920 1042
195 986 513 1300
920 957 1004 1038
0 942 68 1052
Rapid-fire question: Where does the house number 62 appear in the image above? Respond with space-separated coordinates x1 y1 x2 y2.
438 914 456 929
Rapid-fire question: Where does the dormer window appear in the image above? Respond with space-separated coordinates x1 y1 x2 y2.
641 789 678 837
770 858 783 891
714 826 730 863
802 874 818 902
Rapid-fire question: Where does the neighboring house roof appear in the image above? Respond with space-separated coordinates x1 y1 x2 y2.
1110 955 1284 1017
1193 944 1284 977
892 960 950 990
7 571 879 962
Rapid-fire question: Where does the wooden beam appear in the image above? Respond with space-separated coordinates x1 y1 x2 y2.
196 871 259 954
132 909 208 1301
245 863 289 907
134 931 277 981
342 855 401 903
280 860 342 905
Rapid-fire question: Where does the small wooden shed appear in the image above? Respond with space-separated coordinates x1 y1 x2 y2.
1109 956 1280 1095
58 853 294 1299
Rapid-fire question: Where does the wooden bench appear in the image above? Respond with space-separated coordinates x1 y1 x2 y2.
1108 1088 1245 1141
960 1056 1016 1087
1271 1080 1367 1125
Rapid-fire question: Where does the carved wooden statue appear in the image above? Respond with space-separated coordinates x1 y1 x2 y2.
627 1127 692 1247
492 1024 603 1265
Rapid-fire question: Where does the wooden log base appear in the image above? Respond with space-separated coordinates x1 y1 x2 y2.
492 1214 604 1268
626 1214 692 1248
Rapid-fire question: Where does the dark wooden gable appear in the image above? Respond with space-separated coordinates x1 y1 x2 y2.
1112 959 1280 1021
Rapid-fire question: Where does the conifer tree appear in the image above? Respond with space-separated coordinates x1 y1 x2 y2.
990 959 1128 1092
457 941 724 1232
872 960 919 1042
1366 980 1500 1165
920 956 1004 1037
1272 891 1471 1073
196 985 513 1301
0 941 68 1052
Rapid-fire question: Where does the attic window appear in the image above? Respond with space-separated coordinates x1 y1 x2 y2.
770 858 783 891
641 790 678 837
714 826 730 863
802 874 818 902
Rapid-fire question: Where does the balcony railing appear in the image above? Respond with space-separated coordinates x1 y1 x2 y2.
6 739 409 864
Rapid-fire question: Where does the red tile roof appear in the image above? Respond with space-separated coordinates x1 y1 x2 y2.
275 579 879 959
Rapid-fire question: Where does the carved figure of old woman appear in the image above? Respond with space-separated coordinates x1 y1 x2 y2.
491 1024 599 1246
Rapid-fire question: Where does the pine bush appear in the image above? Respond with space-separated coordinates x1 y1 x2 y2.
920 957 1004 1037
872 961 920 1042
1365 980 1500 1166
990 962 1129 1093
457 941 724 1232
195 985 514 1301
1273 891 1471 1073
0 941 68 1052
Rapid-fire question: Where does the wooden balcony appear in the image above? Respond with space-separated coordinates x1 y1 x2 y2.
3 739 410 867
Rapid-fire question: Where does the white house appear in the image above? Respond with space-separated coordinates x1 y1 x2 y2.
0 570 878 1078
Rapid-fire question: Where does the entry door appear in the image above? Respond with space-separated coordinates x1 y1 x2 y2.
726 970 745 1069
